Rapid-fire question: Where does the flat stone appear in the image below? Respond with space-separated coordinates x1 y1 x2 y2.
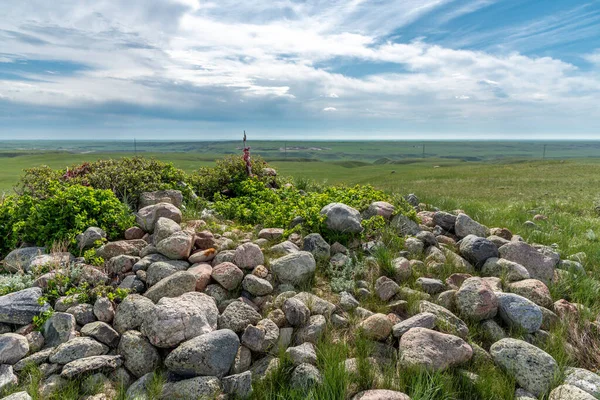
0 287 51 325
61 355 123 379
400 327 472 371
392 312 436 338
499 241 557 284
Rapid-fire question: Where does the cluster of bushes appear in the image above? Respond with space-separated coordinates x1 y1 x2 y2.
212 177 416 241
0 183 134 258
1 154 414 258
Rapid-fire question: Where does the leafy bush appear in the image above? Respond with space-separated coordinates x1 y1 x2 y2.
18 157 194 207
190 155 279 200
212 178 416 241
0 184 133 258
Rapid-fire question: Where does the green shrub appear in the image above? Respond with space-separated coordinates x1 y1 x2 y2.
0 184 133 258
18 157 193 207
0 274 34 296
189 155 278 200
212 178 416 241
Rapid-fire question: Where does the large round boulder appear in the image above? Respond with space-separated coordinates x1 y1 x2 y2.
459 235 499 268
455 277 498 321
399 327 472 371
165 329 239 378
270 251 316 286
320 203 363 233
497 293 542 333
490 338 558 396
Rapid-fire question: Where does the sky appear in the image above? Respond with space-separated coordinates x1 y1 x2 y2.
0 0 599 140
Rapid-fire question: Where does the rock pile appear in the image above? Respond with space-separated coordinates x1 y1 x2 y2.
0 191 596 400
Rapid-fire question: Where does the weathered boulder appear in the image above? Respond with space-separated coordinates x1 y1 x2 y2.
139 190 183 209
482 258 530 282
66 303 96 326
455 277 498 321
222 371 253 399
156 232 194 260
286 342 317 366
218 301 262 333
293 292 336 317
358 313 393 341
161 376 221 399
106 255 140 276
375 276 400 301
0 364 18 392
49 337 109 364
549 385 596 400
283 298 310 327
187 263 213 291
290 363 322 389
165 329 239 378
320 203 363 233
113 294 156 333
144 270 197 303
363 201 395 220
391 214 420 236
118 330 160 378
270 241 300 255
302 233 331 259
0 287 51 325
76 227 107 250
81 322 120 348
153 217 182 245
400 327 472 371
419 301 469 338
563 367 600 398
392 312 436 338
499 241 557 284
61 355 123 379
490 338 558 396
242 274 273 296
2 391 32 400
141 292 218 348
507 279 553 308
433 211 456 231
136 202 182 232
258 228 284 241
241 319 279 353
43 312 77 347
96 240 147 260
146 261 188 286
497 293 542 333
2 247 46 273
270 252 316 286
233 243 264 269
211 262 244 290
455 213 487 238
0 333 29 364
295 315 326 345
459 235 498 268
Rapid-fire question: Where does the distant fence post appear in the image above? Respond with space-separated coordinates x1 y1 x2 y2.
243 131 252 176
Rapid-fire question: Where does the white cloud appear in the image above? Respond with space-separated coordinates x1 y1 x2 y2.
0 0 598 136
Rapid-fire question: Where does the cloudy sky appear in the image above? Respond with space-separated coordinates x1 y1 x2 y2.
1 0 599 140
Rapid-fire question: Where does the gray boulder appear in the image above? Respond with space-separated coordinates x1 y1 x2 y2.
283 298 310 327
400 327 472 371
146 261 188 287
241 319 279 353
391 214 420 236
106 255 140 276
144 270 196 303
141 292 218 348
419 301 469 339
549 385 596 400
2 247 46 273
286 342 317 366
320 203 363 233
433 211 456 231
271 251 316 286
290 363 322 389
61 355 123 379
43 312 77 347
136 202 182 233
564 367 600 397
455 277 498 321
76 227 107 250
392 312 436 338
211 262 244 290
459 235 498 268
0 333 29 364
270 241 300 255
139 190 183 209
113 294 156 333
96 240 147 260
156 232 193 260
2 391 32 400
81 322 120 348
482 257 530 282
490 338 558 396
118 330 160 378
0 287 51 325
242 274 273 296
363 201 395 220
49 337 109 364
218 301 262 333
497 293 542 333
165 329 239 378
161 376 221 399
499 241 557 284
455 214 487 238
222 371 252 399
233 243 264 270
0 364 18 392
302 233 331 259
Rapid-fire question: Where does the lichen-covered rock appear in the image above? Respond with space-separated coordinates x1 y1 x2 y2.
352 390 411 400
143 270 197 303
152 217 182 245
113 294 155 333
218 301 262 333
141 292 218 348
419 301 469 338
61 355 123 379
49 337 109 364
139 190 183 209
0 364 18 392
375 276 400 301
455 277 498 321
242 274 273 296
81 322 120 348
391 214 420 236
497 293 542 333
0 287 51 325
549 385 596 400
320 203 363 233
400 327 472 371
302 233 331 259
222 371 253 399
2 391 32 400
0 333 29 364
96 240 147 260
270 252 316 286
2 247 46 273
490 338 558 396
562 368 600 397
482 258 530 282
156 232 194 260
211 262 244 290
241 319 279 353
118 330 160 378
358 313 392 341
290 363 322 389
165 329 239 378
392 312 436 338
499 241 557 284
43 312 77 347
161 376 221 399
93 297 115 323
136 202 182 232
283 298 310 327
455 213 487 238
507 279 553 308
